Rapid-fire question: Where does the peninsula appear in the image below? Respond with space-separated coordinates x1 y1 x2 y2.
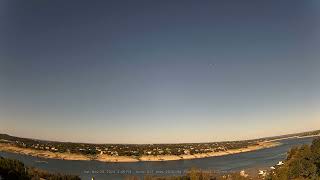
0 130 319 163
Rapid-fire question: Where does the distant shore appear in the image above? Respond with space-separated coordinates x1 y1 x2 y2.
0 141 280 162
267 134 320 142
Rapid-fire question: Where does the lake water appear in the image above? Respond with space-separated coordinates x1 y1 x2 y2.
0 137 316 180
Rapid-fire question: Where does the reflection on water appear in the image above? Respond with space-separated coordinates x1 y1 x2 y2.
0 137 316 180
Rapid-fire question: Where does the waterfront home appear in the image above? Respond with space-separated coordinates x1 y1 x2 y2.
258 170 266 177
240 170 248 177
276 161 284 166
111 151 118 156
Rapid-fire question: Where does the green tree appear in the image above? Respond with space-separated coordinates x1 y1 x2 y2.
267 138 320 180
311 138 320 176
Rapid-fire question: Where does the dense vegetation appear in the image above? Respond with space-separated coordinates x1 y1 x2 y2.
266 138 320 180
1 131 319 157
0 134 259 157
0 156 80 180
1 135 320 180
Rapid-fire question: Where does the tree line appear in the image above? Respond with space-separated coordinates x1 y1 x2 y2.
0 156 80 180
266 138 320 179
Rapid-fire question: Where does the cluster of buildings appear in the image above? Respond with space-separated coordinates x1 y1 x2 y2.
2 134 259 157
14 140 60 152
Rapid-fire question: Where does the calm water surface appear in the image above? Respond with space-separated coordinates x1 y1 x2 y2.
0 137 316 180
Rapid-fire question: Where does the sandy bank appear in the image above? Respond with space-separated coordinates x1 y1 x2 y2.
0 141 280 163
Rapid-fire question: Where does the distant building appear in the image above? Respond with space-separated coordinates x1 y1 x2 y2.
277 161 284 166
258 170 267 177
240 170 248 177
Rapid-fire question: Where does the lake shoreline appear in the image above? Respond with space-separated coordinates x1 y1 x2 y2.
267 134 320 142
0 141 280 163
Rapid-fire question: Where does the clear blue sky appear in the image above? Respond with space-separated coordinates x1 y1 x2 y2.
0 0 319 143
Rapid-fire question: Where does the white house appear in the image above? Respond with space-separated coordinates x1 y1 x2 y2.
277 161 284 166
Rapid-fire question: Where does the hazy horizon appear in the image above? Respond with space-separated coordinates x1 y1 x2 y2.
2 128 320 145
1 0 319 144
